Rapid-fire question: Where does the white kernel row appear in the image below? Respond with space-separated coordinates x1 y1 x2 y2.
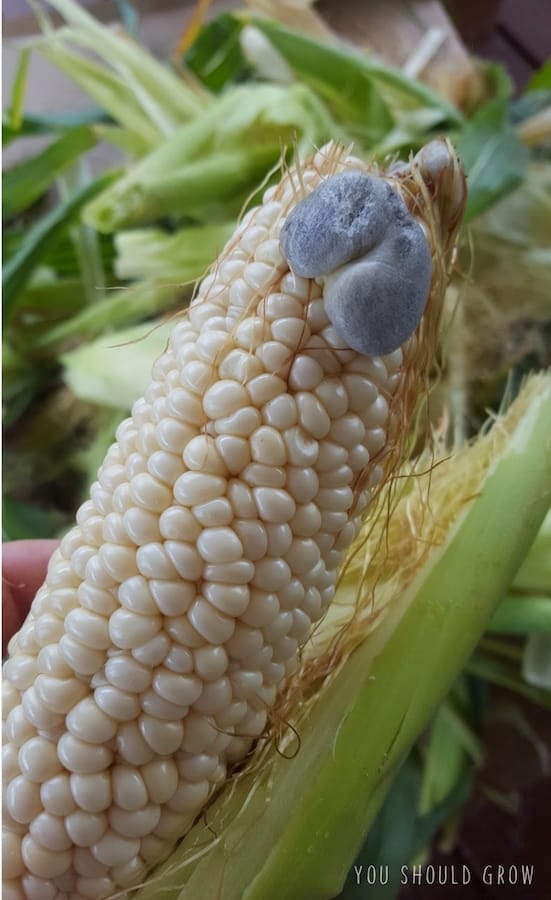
2 146 404 900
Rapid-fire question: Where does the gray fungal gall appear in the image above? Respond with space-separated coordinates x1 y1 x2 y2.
280 171 401 278
279 169 433 355
323 221 432 356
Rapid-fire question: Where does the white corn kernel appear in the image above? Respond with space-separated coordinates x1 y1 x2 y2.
18 737 62 783
3 139 457 900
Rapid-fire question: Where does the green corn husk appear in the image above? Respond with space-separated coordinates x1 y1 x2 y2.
2 173 115 323
30 0 204 154
129 375 550 900
33 281 183 351
244 17 464 136
61 320 174 409
2 125 97 220
514 508 551 594
114 222 234 282
523 634 551 690
83 83 339 232
489 595 551 633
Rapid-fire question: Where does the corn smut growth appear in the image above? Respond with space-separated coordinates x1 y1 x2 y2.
2 140 466 900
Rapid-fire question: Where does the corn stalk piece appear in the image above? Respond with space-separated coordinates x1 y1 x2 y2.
2 139 465 900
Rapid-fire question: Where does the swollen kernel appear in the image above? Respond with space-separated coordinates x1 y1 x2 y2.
5 707 34 748
57 735 113 775
253 487 296 524
203 559 255 585
64 609 111 651
66 698 117 744
7 777 43 824
241 590 280 628
203 381 249 419
192 677 232 715
21 835 72 879
21 687 65 730
109 608 161 650
214 406 262 437
70 774 112 814
34 675 87 716
29 812 72 852
247 373 286 406
109 803 161 839
139 716 184 755
196 527 243 564
91 829 140 867
215 434 250 475
250 425 287 465
265 523 293 556
152 670 202 707
94 685 141 722
116 723 155 767
192 498 233 527
188 599 235 644
174 472 226 506
130 473 172 513
234 519 268 561
18 737 62 783
194 644 230 693
159 506 201 542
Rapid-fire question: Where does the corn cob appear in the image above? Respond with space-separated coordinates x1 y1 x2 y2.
2 139 466 900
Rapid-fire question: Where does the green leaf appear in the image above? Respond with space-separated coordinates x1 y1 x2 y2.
522 634 551 690
92 123 150 156
40 0 205 128
9 47 30 132
245 17 463 142
419 708 468 818
467 648 551 708
3 227 115 282
339 758 421 900
184 13 252 92
2 126 97 220
2 108 111 145
11 275 87 314
480 60 514 103
488 595 551 633
2 172 115 324
509 89 551 126
457 99 529 221
33 40 159 154
339 759 471 900
438 698 484 766
514 511 551 593
34 279 181 350
2 342 53 426
527 58 551 92
243 18 392 144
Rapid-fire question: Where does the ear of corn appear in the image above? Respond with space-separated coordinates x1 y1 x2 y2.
147 374 550 900
2 140 465 900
